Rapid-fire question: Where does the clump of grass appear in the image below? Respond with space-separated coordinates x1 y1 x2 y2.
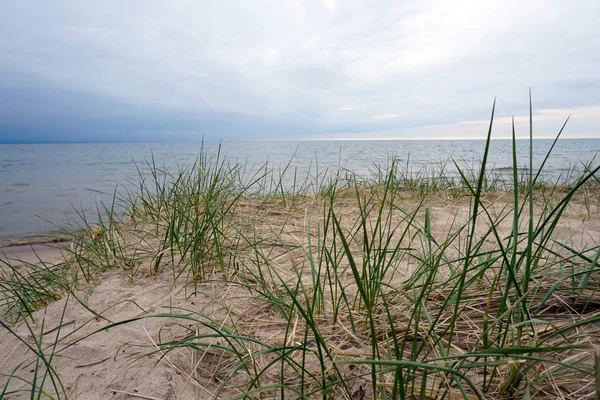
0 255 69 324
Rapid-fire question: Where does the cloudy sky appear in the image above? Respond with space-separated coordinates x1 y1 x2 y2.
1 1 599 143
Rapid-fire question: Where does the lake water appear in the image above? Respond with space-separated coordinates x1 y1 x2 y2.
1 139 599 244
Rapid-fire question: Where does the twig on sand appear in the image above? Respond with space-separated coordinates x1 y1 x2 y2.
112 390 166 400
74 356 111 368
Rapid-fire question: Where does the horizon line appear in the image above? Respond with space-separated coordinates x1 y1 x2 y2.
1 136 599 145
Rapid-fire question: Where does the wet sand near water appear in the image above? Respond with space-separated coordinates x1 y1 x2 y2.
0 243 68 267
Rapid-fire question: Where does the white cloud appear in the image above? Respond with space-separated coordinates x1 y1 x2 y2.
373 113 401 120
322 0 338 11
367 106 600 140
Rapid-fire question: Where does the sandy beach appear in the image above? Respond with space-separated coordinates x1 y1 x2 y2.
1 177 599 399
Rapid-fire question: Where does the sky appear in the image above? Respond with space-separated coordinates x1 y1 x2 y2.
1 1 599 143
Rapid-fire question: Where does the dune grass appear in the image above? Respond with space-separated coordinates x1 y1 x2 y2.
1 103 600 399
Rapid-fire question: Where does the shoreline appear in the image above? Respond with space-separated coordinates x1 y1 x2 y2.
2 140 597 255
0 242 68 267
0 236 69 249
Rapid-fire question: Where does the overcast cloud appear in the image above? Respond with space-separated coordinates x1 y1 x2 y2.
1 0 599 142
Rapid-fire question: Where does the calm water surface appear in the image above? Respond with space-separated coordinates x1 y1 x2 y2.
1 139 599 244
